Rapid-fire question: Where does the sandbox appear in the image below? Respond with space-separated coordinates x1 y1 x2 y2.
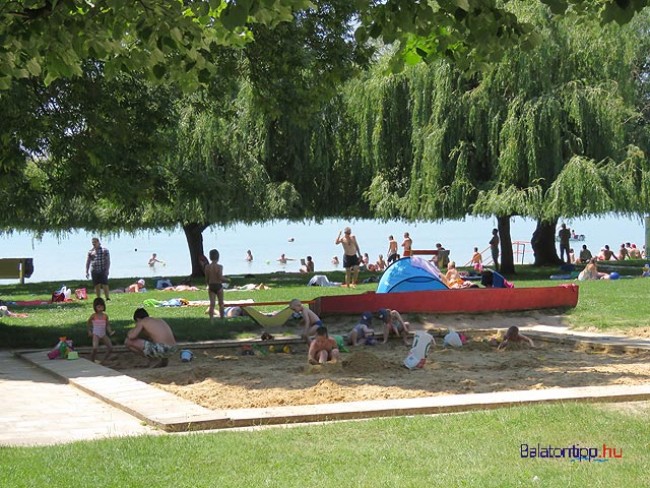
101 328 650 411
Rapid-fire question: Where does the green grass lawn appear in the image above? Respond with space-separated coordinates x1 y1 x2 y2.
3 264 650 487
0 271 381 348
2 403 649 487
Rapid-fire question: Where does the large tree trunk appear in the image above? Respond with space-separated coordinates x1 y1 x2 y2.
183 222 209 278
531 218 562 266
497 215 515 275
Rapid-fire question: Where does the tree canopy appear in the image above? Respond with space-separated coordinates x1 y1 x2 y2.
2 0 650 277
0 0 312 89
2 0 649 89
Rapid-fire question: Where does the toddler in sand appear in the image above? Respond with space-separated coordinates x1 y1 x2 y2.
497 326 534 350
348 312 375 346
308 326 340 365
378 308 411 345
87 297 114 363
290 298 323 341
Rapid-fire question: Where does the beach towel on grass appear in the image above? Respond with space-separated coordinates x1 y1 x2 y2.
307 275 341 287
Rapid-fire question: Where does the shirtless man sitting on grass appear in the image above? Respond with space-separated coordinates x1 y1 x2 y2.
124 308 177 367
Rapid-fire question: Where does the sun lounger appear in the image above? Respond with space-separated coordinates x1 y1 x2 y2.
243 306 295 327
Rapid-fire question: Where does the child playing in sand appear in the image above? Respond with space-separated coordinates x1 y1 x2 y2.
289 298 323 341
348 312 375 346
308 326 340 365
87 297 114 363
378 308 411 345
497 326 534 350
204 249 229 321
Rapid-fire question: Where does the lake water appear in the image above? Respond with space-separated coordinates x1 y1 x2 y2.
0 216 646 284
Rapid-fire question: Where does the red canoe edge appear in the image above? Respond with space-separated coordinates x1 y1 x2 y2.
312 284 579 316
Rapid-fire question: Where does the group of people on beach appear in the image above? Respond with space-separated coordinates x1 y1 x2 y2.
566 243 645 265
558 224 645 265
334 226 455 286
82 232 530 370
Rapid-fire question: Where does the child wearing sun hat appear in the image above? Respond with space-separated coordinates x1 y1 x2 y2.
347 311 375 346
378 308 411 346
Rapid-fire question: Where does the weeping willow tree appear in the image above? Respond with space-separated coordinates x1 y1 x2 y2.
78 0 369 277
360 2 649 273
470 6 647 268
236 0 372 218
157 88 305 276
346 56 421 218
0 0 370 277
151 0 371 275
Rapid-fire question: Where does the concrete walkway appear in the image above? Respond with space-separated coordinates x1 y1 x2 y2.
522 324 650 351
0 351 160 447
4 326 650 447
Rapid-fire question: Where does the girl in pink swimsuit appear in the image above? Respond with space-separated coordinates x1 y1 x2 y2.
87 297 114 363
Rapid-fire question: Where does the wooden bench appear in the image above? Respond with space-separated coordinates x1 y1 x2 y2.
410 249 450 267
0 258 33 284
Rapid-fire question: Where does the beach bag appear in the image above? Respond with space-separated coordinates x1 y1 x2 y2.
481 270 494 287
404 331 435 370
53 286 71 301
51 291 65 303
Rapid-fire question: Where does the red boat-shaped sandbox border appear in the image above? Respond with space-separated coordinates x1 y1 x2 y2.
311 284 579 316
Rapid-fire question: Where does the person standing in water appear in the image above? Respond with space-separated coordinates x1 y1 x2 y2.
148 253 164 268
